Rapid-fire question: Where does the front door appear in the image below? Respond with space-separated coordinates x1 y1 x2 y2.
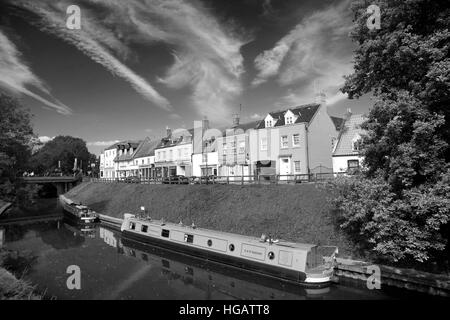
280 158 291 180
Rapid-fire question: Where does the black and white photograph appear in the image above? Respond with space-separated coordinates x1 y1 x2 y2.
0 0 449 308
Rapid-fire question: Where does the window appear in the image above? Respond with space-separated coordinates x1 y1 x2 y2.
260 138 267 151
231 141 237 155
184 234 194 243
286 116 293 124
281 135 288 148
294 161 301 173
129 222 136 230
293 134 300 147
141 225 148 233
266 120 273 127
348 160 359 169
161 229 170 238
238 141 245 154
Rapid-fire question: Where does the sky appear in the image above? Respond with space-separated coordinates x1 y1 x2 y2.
0 0 374 155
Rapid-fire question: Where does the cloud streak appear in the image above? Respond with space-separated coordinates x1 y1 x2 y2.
9 0 172 112
9 0 247 120
252 0 353 106
0 29 72 115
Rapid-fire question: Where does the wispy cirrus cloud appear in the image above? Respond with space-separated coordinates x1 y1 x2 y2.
87 140 120 147
9 0 172 112
252 0 353 107
0 29 72 115
9 0 247 121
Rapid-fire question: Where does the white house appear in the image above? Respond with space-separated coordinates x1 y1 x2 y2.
154 127 193 177
332 114 366 173
100 143 120 178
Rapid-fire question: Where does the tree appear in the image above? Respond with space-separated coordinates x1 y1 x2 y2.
0 93 39 203
30 136 94 175
333 0 450 264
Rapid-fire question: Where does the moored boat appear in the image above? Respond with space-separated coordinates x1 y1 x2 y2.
59 195 98 224
120 214 338 286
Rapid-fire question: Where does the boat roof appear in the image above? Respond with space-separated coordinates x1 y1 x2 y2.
129 217 317 251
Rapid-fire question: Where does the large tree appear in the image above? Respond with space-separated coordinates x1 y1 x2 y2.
30 136 95 175
334 0 450 264
0 93 38 203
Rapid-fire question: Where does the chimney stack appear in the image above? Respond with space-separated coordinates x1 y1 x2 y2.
166 126 172 137
232 113 240 127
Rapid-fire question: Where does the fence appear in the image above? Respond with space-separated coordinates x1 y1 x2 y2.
91 172 348 186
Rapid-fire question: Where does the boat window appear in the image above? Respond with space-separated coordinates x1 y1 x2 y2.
161 229 170 238
207 239 213 247
141 225 148 233
229 244 235 252
268 251 275 260
129 222 136 230
184 234 194 243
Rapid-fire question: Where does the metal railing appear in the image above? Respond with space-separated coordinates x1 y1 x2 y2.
91 172 348 185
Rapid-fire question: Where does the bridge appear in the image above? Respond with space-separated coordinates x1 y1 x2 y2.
22 175 82 195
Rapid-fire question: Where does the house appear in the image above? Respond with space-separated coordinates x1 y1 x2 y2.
249 93 343 178
216 115 259 180
332 113 366 173
100 142 121 179
114 140 142 179
154 127 193 178
132 137 161 179
191 117 221 177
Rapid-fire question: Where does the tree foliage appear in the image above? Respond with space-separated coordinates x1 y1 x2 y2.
0 93 38 203
334 0 450 264
30 136 95 175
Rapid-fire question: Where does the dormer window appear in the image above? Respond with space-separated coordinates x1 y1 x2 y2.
266 120 273 128
352 135 362 152
286 117 293 124
284 110 296 125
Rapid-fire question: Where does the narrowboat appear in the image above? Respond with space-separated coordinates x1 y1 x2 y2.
120 214 338 286
59 195 98 224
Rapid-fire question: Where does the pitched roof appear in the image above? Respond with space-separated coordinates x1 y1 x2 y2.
114 140 142 162
156 128 193 149
256 103 320 129
330 116 345 131
133 138 161 158
333 114 366 156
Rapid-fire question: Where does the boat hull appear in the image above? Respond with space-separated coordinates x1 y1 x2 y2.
122 229 309 284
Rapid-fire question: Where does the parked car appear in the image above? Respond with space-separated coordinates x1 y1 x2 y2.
162 175 189 184
123 176 141 183
191 175 217 184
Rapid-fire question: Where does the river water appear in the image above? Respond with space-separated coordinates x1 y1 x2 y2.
0 198 434 300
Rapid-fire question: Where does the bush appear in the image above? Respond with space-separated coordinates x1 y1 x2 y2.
331 170 450 264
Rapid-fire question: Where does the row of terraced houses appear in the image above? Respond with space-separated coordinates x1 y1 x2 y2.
99 93 366 181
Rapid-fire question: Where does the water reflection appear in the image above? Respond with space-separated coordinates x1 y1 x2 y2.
0 201 418 300
98 226 330 300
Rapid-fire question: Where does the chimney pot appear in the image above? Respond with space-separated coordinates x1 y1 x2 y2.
232 113 240 127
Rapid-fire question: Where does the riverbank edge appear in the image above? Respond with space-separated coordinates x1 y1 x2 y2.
60 194 450 297
0 201 12 216
0 250 42 300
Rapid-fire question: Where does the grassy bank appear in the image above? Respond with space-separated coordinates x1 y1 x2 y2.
66 182 358 257
0 249 41 300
